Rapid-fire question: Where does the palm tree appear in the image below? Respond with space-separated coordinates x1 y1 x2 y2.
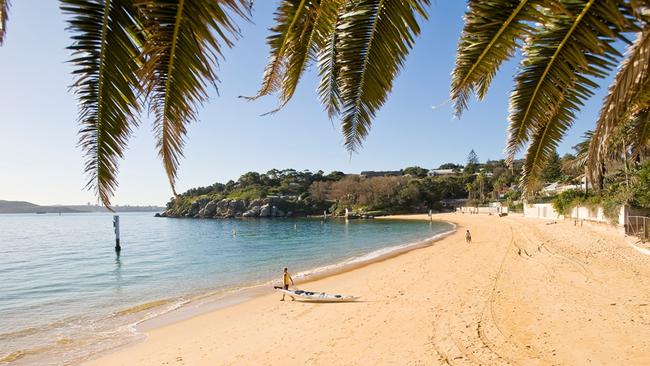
1 1 648 206
246 0 430 154
450 0 649 194
254 0 648 195
0 0 251 207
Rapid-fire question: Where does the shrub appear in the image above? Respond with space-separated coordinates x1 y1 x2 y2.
551 189 583 216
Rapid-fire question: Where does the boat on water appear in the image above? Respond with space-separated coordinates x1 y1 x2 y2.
35 211 46 214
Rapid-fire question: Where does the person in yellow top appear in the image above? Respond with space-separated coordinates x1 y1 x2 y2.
281 267 295 301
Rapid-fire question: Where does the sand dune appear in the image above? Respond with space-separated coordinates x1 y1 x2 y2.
85 214 650 365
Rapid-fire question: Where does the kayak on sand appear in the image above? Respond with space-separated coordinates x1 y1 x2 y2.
275 288 360 302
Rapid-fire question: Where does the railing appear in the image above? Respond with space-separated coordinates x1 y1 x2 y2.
626 216 649 242
457 206 508 215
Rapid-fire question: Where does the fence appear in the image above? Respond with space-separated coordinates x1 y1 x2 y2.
457 206 508 215
626 216 649 242
523 203 559 220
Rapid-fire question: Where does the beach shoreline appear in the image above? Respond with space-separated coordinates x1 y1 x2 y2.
132 219 456 333
84 213 650 365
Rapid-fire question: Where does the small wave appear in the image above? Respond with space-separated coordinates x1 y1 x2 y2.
291 224 456 281
114 299 174 317
0 350 26 364
0 316 77 342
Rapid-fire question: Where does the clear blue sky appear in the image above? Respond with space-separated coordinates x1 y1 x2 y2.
0 1 612 206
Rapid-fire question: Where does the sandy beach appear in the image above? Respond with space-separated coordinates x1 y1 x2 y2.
85 213 650 366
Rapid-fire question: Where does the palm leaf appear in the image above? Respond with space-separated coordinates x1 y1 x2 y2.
278 0 343 110
317 2 343 118
0 0 9 45
336 0 429 152
587 28 650 182
245 0 311 101
450 0 556 117
138 0 249 194
629 108 650 161
509 0 635 190
520 96 577 192
61 0 144 208
570 129 593 170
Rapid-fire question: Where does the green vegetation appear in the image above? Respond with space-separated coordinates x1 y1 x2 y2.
548 160 650 222
166 150 531 216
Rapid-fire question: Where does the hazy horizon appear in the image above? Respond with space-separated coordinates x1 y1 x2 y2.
0 1 613 206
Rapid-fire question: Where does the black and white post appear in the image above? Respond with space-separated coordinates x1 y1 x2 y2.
113 215 121 252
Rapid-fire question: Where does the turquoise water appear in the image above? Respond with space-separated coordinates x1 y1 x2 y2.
0 212 452 365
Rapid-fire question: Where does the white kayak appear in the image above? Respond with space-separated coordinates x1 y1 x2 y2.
276 288 360 302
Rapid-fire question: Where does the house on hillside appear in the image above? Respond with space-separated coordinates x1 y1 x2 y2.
541 176 590 195
428 168 463 177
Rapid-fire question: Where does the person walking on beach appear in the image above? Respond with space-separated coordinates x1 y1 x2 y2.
281 267 295 301
465 229 472 244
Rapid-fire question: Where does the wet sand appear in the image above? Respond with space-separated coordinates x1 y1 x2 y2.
85 213 650 365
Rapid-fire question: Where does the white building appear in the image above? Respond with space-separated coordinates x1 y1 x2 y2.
428 168 462 177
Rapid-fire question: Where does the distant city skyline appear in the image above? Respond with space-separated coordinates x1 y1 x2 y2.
0 1 613 206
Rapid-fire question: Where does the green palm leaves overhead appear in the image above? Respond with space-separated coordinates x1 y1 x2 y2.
59 0 249 207
140 0 248 194
3 0 648 205
60 0 144 207
512 1 633 189
452 0 648 193
588 28 650 182
336 0 428 152
253 0 429 152
450 0 550 117
0 0 10 45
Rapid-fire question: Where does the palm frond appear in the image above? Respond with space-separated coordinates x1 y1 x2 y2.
587 28 650 182
570 129 593 170
520 97 576 193
138 0 248 194
0 0 9 45
629 108 650 161
245 0 311 101
278 0 343 110
61 0 144 208
508 0 635 190
317 2 343 118
450 0 554 117
336 0 429 152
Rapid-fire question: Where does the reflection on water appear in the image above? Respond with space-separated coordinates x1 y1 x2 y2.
112 254 123 295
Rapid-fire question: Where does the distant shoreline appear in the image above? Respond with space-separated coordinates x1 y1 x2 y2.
0 199 163 214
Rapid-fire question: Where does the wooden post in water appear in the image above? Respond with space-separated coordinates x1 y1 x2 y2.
113 215 121 252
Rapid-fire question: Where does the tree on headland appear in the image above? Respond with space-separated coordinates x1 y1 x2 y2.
465 149 479 174
403 166 429 178
0 0 647 206
438 163 463 171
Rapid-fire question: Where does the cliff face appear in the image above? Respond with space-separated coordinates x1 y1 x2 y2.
160 197 323 219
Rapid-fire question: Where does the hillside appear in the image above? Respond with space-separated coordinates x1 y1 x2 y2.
0 200 164 214
0 200 81 214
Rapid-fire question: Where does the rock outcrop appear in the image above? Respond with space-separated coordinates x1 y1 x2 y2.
161 197 297 219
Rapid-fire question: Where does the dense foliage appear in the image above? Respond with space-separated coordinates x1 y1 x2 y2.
550 160 650 222
166 151 531 216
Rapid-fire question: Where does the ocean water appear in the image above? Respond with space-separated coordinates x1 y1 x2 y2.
0 212 453 365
